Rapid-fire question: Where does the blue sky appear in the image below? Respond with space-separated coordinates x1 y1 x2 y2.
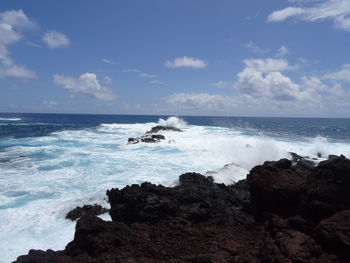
0 0 350 117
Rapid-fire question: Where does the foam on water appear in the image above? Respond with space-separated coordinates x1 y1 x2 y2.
0 117 350 262
0 118 22 121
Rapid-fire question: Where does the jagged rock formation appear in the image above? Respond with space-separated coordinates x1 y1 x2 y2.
127 125 181 144
66 204 109 221
14 155 350 263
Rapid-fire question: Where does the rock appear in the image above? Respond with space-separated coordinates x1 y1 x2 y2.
127 134 166 144
274 158 292 169
292 158 317 177
247 161 306 213
127 137 139 144
66 204 109 221
314 209 350 257
14 155 350 263
151 134 165 140
302 155 350 219
146 125 182 133
261 228 322 263
107 173 254 225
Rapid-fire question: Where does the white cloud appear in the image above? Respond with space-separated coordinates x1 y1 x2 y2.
324 64 350 82
101 58 116 65
0 9 36 30
0 9 36 79
243 58 295 73
245 41 269 54
276 46 290 58
210 81 232 88
0 65 36 78
235 58 319 101
268 0 350 32
43 30 70 48
139 73 157 78
26 41 42 48
53 73 116 101
167 93 236 112
165 56 207 69
43 100 58 108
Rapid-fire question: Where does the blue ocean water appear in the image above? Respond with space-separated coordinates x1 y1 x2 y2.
1 113 350 262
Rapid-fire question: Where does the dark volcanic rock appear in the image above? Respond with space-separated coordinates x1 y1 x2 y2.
302 155 350 219
314 209 350 256
107 172 253 225
66 204 109 221
247 162 306 213
14 155 350 263
146 125 182 133
127 134 166 144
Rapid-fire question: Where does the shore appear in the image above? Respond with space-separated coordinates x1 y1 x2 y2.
14 154 350 263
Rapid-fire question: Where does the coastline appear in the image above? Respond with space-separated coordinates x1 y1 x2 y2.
13 154 350 263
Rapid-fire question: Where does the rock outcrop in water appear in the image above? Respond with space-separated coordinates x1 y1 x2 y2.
14 155 350 263
127 125 181 144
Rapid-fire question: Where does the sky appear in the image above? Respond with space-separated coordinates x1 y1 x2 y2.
0 0 350 117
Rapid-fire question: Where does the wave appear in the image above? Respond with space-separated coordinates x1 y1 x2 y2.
157 116 187 129
0 117 22 121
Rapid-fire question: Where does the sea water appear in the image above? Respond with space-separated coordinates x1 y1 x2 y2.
0 113 350 262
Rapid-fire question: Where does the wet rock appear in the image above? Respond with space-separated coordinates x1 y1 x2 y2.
66 204 109 221
146 125 182 133
127 134 166 144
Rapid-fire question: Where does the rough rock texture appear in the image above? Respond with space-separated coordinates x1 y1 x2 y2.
127 134 166 144
146 125 182 133
14 155 350 263
127 125 180 144
314 209 350 256
247 162 306 213
66 204 109 221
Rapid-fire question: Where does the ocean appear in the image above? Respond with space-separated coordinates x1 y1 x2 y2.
1 113 350 262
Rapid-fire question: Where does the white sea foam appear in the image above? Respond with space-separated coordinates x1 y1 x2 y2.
157 116 187 129
0 121 350 262
0 117 22 121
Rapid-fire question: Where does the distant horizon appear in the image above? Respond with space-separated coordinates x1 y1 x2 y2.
1 111 350 120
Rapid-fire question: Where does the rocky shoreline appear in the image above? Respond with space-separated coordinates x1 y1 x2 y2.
14 155 350 263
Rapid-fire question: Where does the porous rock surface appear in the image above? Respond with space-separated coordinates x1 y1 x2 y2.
14 155 350 263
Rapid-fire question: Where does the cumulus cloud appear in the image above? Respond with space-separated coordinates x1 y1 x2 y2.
0 10 36 79
276 46 290 58
324 64 350 82
43 30 70 48
53 73 116 101
268 0 350 32
235 58 320 101
243 58 295 73
165 56 207 68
